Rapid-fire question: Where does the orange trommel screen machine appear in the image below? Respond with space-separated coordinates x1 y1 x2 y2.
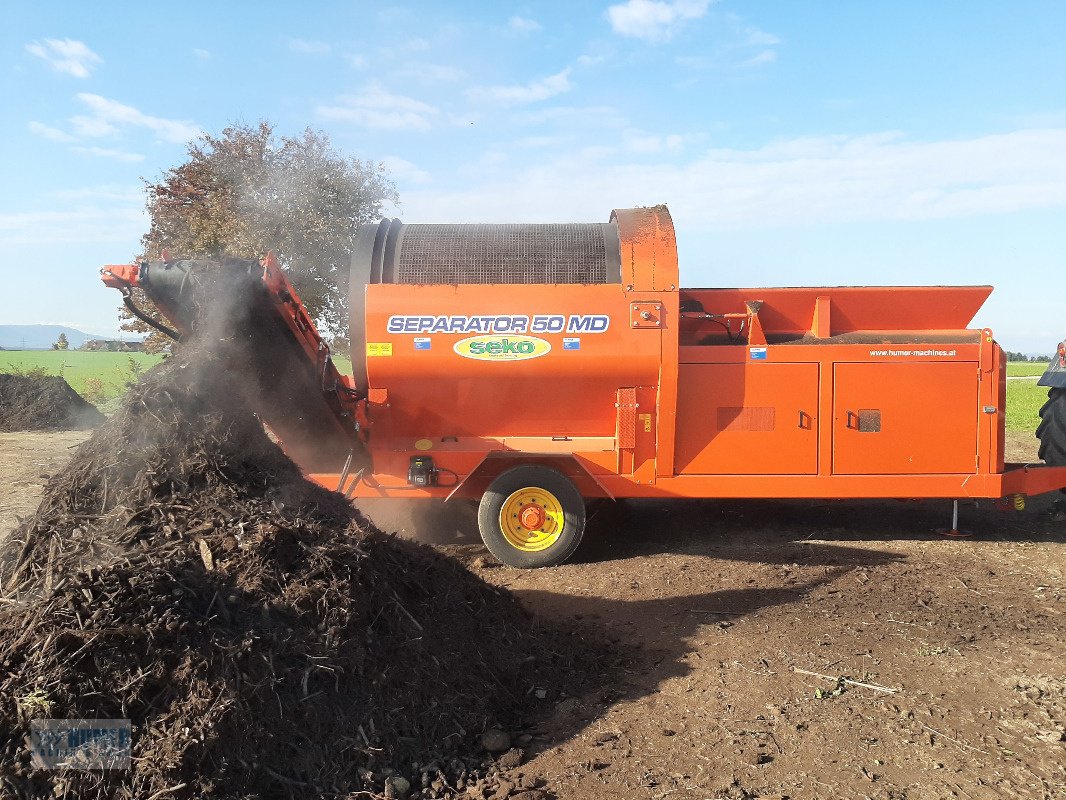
102 205 1066 567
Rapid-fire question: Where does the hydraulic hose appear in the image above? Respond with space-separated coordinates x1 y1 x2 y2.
121 289 180 341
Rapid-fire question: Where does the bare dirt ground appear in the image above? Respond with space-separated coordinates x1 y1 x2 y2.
0 431 88 538
3 431 1063 800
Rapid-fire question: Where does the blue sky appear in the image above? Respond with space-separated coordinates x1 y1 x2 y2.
3 0 1064 350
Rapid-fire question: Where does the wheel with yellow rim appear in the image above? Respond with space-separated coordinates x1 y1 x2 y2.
478 465 586 568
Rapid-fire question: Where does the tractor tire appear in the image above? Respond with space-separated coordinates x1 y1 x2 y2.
478 465 586 568
1037 389 1066 492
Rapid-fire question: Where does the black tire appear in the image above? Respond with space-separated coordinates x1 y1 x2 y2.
477 465 586 568
1037 388 1066 497
1037 388 1066 466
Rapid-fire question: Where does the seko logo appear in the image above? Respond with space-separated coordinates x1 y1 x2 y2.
453 334 552 361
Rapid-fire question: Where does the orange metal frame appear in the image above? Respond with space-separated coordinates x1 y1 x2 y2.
307 206 1066 503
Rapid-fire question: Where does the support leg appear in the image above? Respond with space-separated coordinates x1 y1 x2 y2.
939 498 972 538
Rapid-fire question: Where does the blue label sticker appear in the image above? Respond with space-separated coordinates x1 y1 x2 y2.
562 337 581 350
414 337 431 350
749 347 768 360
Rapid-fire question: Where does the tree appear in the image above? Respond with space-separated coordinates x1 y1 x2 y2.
122 121 397 350
52 333 69 351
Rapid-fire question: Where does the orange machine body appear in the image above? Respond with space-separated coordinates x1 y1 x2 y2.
310 206 1066 502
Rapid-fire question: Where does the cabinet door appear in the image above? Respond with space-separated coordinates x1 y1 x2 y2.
676 363 819 475
833 362 978 475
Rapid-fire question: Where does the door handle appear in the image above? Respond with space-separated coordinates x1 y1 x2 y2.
846 410 858 430
798 410 810 429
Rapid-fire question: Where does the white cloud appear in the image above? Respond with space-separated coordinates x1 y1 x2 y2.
674 18 782 71
393 62 466 82
739 24 781 65
0 206 146 246
72 146 145 162
467 68 572 107
25 38 101 78
289 39 332 55
743 50 777 67
381 156 431 185
508 16 542 33
516 103 626 129
398 129 1066 230
317 87 438 131
193 48 211 60
69 114 118 138
28 121 77 142
744 26 781 47
626 132 686 153
73 94 201 143
606 0 712 43
514 134 566 149
52 184 143 202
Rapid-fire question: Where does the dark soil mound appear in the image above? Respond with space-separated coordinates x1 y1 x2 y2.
0 373 104 432
0 335 595 798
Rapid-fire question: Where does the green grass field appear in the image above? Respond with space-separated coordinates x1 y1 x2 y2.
1006 361 1050 378
0 350 164 408
332 355 354 377
1006 363 1050 434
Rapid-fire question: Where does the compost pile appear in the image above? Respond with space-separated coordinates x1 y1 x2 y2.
0 307 588 799
0 373 104 432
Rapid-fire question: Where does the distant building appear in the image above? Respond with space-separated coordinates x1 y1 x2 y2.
81 339 145 353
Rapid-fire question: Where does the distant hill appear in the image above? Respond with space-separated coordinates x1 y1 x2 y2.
0 325 142 350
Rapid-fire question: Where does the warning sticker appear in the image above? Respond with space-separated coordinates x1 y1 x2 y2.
366 342 393 357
